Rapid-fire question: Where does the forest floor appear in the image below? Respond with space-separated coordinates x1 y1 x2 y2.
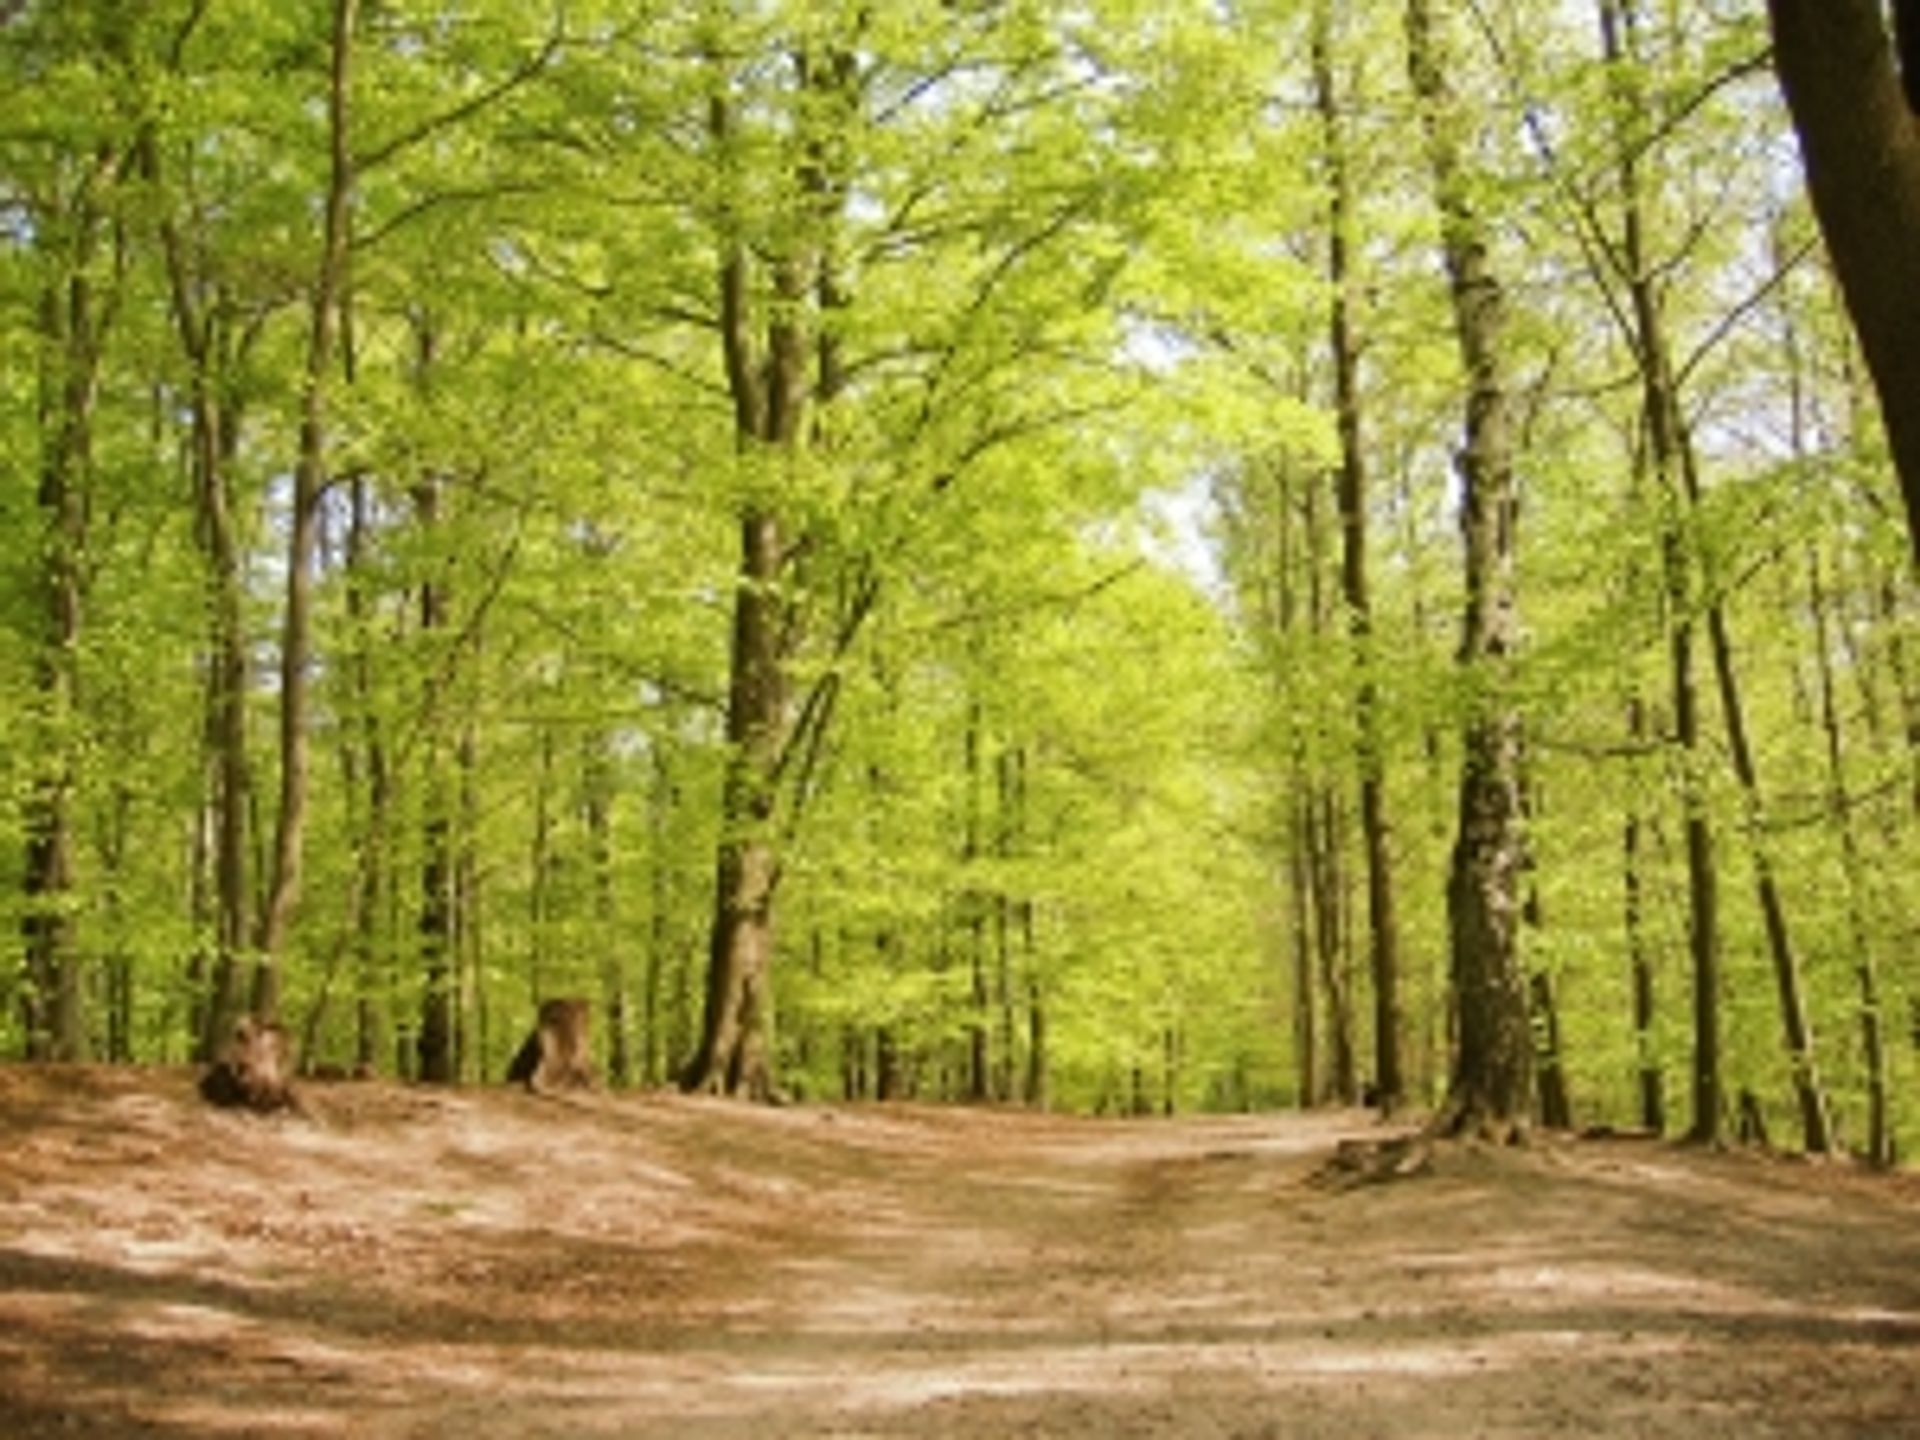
3 1067 1920 1437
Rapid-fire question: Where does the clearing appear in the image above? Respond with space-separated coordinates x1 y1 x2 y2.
2 1065 1919 1437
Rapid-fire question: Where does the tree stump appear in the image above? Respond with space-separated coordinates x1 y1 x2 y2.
506 998 596 1093
199 1016 302 1113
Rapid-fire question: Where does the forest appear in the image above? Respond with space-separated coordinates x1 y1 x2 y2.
3 0 1917 1152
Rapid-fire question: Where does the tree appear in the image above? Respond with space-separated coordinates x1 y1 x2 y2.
1313 0 1405 1114
1767 0 1920 562
1406 0 1534 1138
253 0 359 1025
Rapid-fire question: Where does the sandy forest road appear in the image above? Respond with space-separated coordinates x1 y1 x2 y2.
3 1069 1920 1437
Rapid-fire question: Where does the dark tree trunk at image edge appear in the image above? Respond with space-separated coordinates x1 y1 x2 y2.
1768 0 1920 564
1407 0 1534 1138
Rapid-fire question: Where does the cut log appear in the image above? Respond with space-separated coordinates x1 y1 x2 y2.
506 998 596 1093
199 1016 302 1113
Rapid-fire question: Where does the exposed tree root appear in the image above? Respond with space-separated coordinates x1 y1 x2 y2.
1308 1133 1434 1190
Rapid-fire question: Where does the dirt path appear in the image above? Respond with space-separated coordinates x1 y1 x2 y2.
3 1066 1920 1437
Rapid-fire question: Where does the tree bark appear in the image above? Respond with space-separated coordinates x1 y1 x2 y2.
1407 0 1534 1139
1767 0 1920 563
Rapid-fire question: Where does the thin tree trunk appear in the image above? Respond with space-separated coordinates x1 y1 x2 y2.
1529 970 1573 1130
1407 0 1534 1138
1025 967 1048 1111
1705 596 1833 1152
1313 1 1404 1113
343 476 390 1075
1313 790 1358 1105
456 721 483 1083
1287 797 1318 1106
256 0 358 1018
1809 549 1892 1166
415 473 456 1085
644 743 676 1087
1276 462 1318 1107
1622 701 1665 1132
586 742 630 1088
995 745 1026 1104
964 706 990 1103
1597 0 1721 1144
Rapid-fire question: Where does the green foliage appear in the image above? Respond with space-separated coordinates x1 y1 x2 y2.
0 0 1913 1141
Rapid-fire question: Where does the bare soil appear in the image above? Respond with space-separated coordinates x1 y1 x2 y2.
3 1066 1920 1437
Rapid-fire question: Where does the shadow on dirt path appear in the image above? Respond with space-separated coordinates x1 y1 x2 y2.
3 1065 1920 1437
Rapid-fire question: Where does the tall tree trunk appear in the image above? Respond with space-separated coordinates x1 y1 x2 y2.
586 741 630 1088
343 476 391 1075
194 368 252 1059
681 40 862 1097
1767 0 1920 562
964 705 991 1102
415 474 457 1085
148 136 256 1061
682 503 788 1099
1313 2 1404 1112
1704 602 1832 1153
256 0 358 1019
1809 549 1892 1166
995 745 1026 1104
1287 793 1318 1106
1529 970 1573 1130
21 189 105 1064
1025 969 1048 1111
1274 463 1318 1107
644 743 678 1087
1606 1 1829 1152
456 721 483 1083
1407 0 1534 1138
1312 790 1358 1105
1598 0 1721 1144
